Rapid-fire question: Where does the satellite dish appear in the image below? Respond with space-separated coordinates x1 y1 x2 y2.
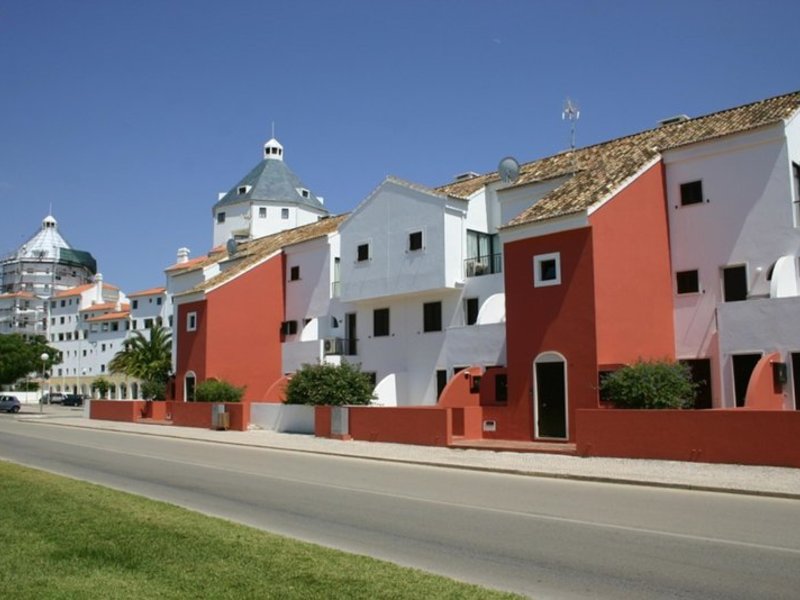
498 156 520 184
226 238 238 257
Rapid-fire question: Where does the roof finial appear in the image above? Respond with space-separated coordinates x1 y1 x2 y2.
562 97 580 171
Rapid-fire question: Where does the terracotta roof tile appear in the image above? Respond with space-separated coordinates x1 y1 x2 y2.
128 286 166 297
79 302 130 313
436 90 800 228
179 215 347 296
165 248 226 273
86 310 130 322
53 282 119 298
0 291 36 300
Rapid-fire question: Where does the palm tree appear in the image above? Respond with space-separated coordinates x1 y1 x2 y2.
109 325 172 400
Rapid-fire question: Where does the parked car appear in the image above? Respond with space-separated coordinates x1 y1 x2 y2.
40 392 66 405
0 395 21 413
62 394 86 407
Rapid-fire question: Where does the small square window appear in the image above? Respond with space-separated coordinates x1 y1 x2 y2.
259 207 267 218
237 185 249 195
408 231 423 251
723 265 748 302
216 211 226 224
533 253 561 287
281 320 298 335
357 243 370 262
290 266 300 281
281 208 289 219
680 180 703 206
676 270 700 294
187 312 197 332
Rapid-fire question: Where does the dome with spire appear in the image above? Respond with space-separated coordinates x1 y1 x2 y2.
16 215 71 260
213 136 327 213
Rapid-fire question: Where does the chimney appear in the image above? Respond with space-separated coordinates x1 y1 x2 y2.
177 247 190 264
94 273 103 305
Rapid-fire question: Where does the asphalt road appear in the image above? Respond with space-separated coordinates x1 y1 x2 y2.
1 415 799 599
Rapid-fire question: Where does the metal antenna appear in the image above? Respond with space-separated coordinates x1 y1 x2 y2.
562 97 580 170
271 121 275 139
562 97 580 151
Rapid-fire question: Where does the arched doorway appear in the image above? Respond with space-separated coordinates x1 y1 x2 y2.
533 352 568 439
184 372 196 402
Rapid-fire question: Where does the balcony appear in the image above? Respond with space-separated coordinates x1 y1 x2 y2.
464 253 502 278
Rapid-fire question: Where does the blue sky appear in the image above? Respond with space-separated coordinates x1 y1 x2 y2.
2 0 798 293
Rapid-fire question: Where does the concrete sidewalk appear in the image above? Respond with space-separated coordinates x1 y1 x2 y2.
18 410 800 500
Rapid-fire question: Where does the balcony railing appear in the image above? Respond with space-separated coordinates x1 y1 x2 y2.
464 253 502 278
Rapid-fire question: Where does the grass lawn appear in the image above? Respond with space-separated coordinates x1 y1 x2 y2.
0 461 522 599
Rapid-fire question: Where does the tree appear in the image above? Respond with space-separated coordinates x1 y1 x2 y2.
600 360 696 409
285 362 374 406
0 334 58 386
109 325 172 400
91 377 110 399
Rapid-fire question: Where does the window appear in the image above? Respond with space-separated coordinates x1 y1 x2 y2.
237 185 249 195
793 163 800 226
357 243 370 262
290 266 300 281
259 206 267 218
533 253 561 287
436 370 448 399
281 208 289 219
111 322 118 331
187 311 197 331
723 265 748 302
101 343 106 352
216 211 226 224
464 297 479 326
60 300 65 307
676 270 700 294
495 374 508 403
408 231 423 252
144 318 154 329
423 301 442 332
280 320 298 335
373 308 390 337
157 297 162 306
132 299 138 309
680 180 703 206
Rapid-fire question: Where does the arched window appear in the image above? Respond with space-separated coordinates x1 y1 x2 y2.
119 383 128 399
131 382 139 400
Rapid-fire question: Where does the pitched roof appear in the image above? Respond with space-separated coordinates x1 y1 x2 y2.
164 248 226 273
54 282 119 298
436 90 800 228
179 215 347 296
79 302 130 313
86 310 130 323
0 291 36 300
128 286 166 297
213 155 327 213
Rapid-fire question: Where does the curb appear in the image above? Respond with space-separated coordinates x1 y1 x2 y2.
24 417 800 501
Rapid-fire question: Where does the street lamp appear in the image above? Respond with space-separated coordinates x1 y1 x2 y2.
40 352 49 414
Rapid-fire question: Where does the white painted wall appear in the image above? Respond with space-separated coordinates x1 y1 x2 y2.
339 179 468 302
249 403 315 433
496 175 570 226
666 121 800 405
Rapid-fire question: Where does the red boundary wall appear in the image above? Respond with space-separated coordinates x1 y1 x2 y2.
91 400 146 422
166 401 249 431
576 409 800 467
316 406 454 446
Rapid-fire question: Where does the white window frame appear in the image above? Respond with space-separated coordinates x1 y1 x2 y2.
187 311 197 332
533 252 561 287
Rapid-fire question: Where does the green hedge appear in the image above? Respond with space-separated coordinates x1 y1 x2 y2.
600 360 696 409
285 362 374 406
194 379 245 403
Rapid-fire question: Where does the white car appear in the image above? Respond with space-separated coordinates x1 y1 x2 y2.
0 395 21 413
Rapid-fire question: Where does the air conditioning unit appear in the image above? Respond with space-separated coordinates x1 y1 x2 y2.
323 337 342 356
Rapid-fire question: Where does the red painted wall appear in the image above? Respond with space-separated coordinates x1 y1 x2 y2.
744 352 786 410
504 227 598 441
438 366 482 407
175 300 208 402
576 408 800 467
263 375 290 403
204 256 285 402
590 162 675 366
347 406 452 446
167 401 249 431
91 400 145 422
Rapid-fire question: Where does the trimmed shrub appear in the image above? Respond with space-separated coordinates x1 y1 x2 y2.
91 377 110 399
600 360 696 409
141 379 167 401
195 379 245 403
285 362 374 406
